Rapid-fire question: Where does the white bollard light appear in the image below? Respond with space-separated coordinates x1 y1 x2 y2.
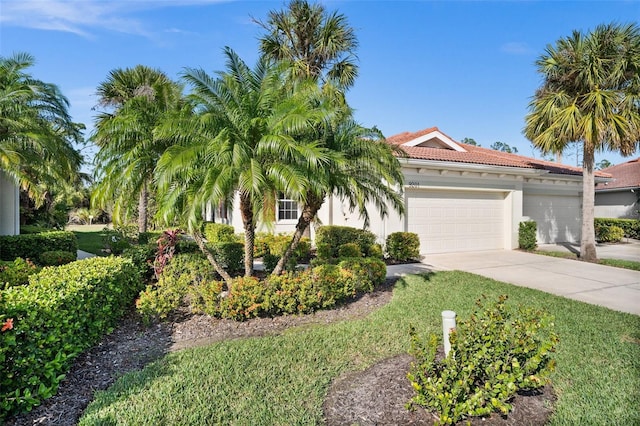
441 310 456 357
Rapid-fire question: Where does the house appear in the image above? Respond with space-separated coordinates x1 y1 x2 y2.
594 158 640 219
230 127 612 255
0 172 20 236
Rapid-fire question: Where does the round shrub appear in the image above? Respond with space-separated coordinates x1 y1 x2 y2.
39 250 76 266
218 277 268 320
596 225 625 243
338 243 362 258
385 232 420 262
518 221 537 250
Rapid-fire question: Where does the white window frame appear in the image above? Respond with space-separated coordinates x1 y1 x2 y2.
277 194 299 223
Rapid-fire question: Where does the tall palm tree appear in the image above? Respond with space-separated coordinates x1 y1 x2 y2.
156 48 331 281
0 52 82 205
271 116 405 275
92 65 181 233
525 23 640 262
257 0 358 89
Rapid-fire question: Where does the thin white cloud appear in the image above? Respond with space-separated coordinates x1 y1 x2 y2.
500 42 533 55
0 0 227 38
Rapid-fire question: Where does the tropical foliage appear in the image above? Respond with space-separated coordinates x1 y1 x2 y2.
91 65 183 233
525 23 640 262
0 52 82 207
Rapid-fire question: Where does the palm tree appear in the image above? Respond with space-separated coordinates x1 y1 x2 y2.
257 0 358 89
156 48 331 281
92 65 181 233
0 52 82 205
525 23 640 262
271 116 405 275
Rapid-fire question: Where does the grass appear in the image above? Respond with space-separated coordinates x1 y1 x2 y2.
79 271 640 425
533 250 640 271
66 224 110 256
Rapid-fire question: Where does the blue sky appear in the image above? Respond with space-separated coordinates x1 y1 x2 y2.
1 0 639 171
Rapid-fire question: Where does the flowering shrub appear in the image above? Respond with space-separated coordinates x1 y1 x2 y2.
407 295 558 425
0 257 142 419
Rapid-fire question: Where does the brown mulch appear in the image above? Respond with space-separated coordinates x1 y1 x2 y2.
6 276 555 425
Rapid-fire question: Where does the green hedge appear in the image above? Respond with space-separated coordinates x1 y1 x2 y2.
385 232 420 261
594 218 640 239
138 256 386 322
0 257 143 418
0 231 78 262
518 221 537 250
315 226 377 260
203 223 238 243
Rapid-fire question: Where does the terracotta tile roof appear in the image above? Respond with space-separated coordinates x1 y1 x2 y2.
596 158 640 190
387 127 610 177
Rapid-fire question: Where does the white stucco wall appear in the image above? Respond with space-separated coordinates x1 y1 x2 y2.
0 172 20 236
595 190 639 219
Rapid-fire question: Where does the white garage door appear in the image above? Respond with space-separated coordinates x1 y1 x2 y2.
523 194 581 244
406 190 506 254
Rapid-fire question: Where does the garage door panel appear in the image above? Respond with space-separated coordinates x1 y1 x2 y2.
407 190 506 254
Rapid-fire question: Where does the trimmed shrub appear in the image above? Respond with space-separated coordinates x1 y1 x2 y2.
0 257 142 418
203 223 238 243
518 221 537 250
138 231 163 245
407 295 558 425
338 243 362 258
136 253 217 321
368 243 384 259
256 233 311 272
0 231 78 261
122 244 157 281
19 225 50 234
208 242 244 274
385 232 420 261
595 218 639 239
315 226 377 260
339 257 386 290
39 250 77 266
0 258 40 290
217 277 269 320
595 225 625 243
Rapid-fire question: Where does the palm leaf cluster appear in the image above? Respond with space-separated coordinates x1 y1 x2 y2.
0 52 82 205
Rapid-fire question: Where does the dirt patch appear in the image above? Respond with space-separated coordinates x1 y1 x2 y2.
323 353 555 426
6 279 396 426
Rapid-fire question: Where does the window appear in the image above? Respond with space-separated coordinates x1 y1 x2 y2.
278 195 298 221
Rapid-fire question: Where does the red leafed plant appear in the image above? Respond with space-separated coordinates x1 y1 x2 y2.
153 229 183 279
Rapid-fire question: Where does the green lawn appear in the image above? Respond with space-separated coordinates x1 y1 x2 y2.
79 271 640 425
66 224 110 256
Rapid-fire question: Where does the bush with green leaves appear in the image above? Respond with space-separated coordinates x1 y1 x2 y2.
407 295 558 425
39 250 76 266
19 225 50 235
208 242 244 274
518 221 537 250
255 233 311 271
121 244 157 281
0 258 40 290
136 253 217 321
0 257 142 418
385 232 420 261
595 217 640 239
203 223 238 243
0 231 78 261
338 242 362 258
101 227 133 255
595 224 625 243
315 226 377 260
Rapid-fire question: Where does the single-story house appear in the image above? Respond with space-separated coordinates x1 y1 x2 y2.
230 127 611 255
594 158 640 219
0 172 20 236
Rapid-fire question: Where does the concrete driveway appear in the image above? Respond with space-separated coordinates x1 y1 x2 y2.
388 249 640 316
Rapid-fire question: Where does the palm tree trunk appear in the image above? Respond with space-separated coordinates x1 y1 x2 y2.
192 230 233 286
138 182 148 233
272 194 324 276
239 193 255 277
580 143 597 262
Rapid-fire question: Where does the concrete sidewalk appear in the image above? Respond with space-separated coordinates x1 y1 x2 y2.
403 250 640 316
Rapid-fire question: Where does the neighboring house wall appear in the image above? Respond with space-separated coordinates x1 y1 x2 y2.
595 190 639 219
0 172 20 236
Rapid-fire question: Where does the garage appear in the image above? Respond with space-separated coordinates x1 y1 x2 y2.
406 189 507 254
523 194 581 244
